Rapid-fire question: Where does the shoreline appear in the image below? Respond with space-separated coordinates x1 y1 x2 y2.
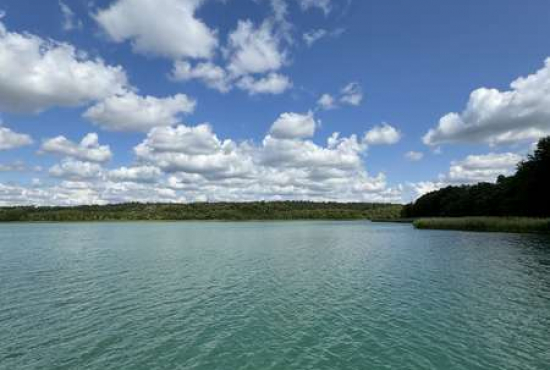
413 217 550 234
0 218 378 224
0 202 404 223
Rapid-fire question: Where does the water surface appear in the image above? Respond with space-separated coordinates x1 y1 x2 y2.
1 221 550 369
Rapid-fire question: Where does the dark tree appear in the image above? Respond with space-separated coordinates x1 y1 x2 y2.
402 136 550 218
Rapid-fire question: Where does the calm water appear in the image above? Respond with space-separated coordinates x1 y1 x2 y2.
1 222 550 370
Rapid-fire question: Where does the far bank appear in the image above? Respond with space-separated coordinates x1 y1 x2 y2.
414 217 550 234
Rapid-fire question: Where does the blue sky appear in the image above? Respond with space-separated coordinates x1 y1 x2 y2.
1 0 549 205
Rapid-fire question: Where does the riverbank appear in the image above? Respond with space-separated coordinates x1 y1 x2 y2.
414 217 550 234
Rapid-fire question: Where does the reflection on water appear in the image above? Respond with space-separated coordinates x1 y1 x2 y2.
1 222 549 370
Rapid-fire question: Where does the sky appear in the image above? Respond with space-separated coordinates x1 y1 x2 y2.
0 0 550 205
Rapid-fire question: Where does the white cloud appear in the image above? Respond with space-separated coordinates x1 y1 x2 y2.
236 73 292 95
2 122 402 205
172 59 291 96
171 61 230 92
364 124 402 145
129 119 400 203
0 21 128 113
340 82 363 106
134 124 253 179
169 17 292 95
135 124 223 155
0 161 28 172
269 111 317 139
441 152 522 184
317 94 336 110
303 29 327 47
0 125 33 150
317 82 363 110
261 132 365 170
59 1 82 31
303 28 344 47
405 151 424 161
404 151 523 202
109 166 162 183
0 181 99 206
94 0 218 60
49 159 104 180
84 92 196 132
405 181 446 201
0 179 186 206
297 0 331 14
226 19 286 76
424 58 550 146
40 133 112 163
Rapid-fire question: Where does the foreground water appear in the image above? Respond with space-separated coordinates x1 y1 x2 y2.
1 221 550 370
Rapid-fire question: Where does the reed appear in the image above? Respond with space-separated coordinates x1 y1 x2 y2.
413 217 550 234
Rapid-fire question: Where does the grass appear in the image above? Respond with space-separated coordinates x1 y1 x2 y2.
413 217 550 234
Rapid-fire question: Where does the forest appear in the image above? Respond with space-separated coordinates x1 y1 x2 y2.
402 136 550 218
0 201 402 222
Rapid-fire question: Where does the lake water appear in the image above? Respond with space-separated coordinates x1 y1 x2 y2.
1 221 550 370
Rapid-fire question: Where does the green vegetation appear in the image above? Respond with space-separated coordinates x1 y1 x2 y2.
414 217 550 234
0 202 403 222
402 136 550 233
403 136 550 218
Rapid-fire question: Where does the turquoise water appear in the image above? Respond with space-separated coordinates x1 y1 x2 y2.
1 221 550 370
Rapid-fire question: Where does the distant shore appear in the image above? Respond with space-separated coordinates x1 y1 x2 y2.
413 217 550 234
0 202 403 223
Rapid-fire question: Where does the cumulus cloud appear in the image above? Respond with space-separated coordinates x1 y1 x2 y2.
405 151 524 201
170 19 291 95
424 58 550 146
172 60 291 95
226 19 286 76
135 124 253 179
0 180 184 206
94 0 218 60
49 159 104 180
441 152 522 184
171 61 231 92
2 118 402 205
261 132 365 170
162 3 294 96
129 117 400 203
340 82 363 106
109 166 162 183
84 92 196 132
0 21 128 114
317 94 336 110
40 133 112 163
364 124 402 145
269 111 317 139
317 82 363 110
405 151 424 161
135 124 223 155
0 125 33 150
236 73 292 95
405 181 445 201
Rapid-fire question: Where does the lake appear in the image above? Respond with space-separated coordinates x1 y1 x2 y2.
1 221 549 369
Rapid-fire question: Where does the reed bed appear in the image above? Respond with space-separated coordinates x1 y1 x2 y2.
414 217 550 234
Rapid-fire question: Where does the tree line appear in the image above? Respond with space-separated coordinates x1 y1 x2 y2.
402 136 550 218
0 201 403 222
